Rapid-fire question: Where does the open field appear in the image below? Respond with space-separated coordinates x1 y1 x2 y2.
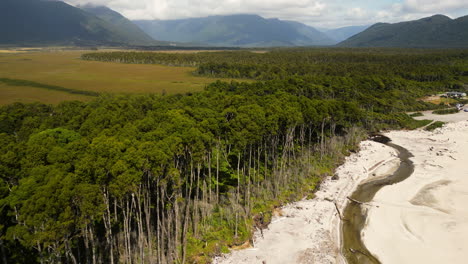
0 83 91 105
0 50 224 105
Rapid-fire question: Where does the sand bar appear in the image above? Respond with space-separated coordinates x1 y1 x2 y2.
362 120 468 263
215 140 399 264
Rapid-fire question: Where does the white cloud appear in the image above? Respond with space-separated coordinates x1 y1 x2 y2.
63 0 468 28
402 0 468 13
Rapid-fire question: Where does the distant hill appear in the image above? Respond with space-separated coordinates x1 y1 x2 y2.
323 25 369 43
79 5 156 45
134 15 335 47
338 15 468 48
0 0 156 46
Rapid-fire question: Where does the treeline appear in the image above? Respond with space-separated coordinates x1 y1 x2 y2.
0 49 466 264
81 49 468 85
0 83 431 264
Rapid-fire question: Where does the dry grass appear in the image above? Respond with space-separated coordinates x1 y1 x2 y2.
0 83 91 105
420 95 458 105
0 50 229 105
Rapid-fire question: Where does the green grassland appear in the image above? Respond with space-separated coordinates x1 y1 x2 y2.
0 50 220 104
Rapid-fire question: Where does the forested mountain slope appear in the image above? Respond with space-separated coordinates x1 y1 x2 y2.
323 25 369 42
339 15 468 48
0 0 155 46
79 5 156 45
134 15 335 47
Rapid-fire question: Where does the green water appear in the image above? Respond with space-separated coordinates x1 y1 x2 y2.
341 139 414 264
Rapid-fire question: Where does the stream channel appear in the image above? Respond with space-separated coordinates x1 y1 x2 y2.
341 135 415 264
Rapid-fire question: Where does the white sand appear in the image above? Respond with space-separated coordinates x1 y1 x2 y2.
413 110 468 123
362 120 468 263
215 111 468 264
214 141 399 264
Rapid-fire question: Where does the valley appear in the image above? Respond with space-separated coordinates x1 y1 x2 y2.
0 1 468 263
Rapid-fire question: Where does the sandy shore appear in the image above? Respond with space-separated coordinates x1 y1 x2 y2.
215 111 468 264
214 140 399 264
362 120 468 263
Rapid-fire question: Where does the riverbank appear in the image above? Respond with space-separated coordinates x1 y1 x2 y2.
214 140 399 264
362 120 468 263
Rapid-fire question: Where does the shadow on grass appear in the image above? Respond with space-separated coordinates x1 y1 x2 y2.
0 77 99 97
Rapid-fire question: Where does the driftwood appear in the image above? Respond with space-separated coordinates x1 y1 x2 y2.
349 248 373 258
334 202 343 220
347 196 364 204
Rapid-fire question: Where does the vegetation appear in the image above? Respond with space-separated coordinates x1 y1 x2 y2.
425 121 446 131
432 108 459 115
134 15 334 47
0 78 99 96
0 51 218 105
0 0 156 46
82 49 468 86
339 14 468 48
409 112 424 117
0 83 93 105
1 48 468 263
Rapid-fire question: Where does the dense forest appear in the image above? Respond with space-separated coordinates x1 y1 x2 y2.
1 49 468 264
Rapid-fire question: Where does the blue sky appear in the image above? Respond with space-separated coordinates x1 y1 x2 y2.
65 0 468 28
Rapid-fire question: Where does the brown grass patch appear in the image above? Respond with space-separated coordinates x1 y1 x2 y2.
420 95 457 105
0 83 92 105
0 50 247 105
230 240 252 250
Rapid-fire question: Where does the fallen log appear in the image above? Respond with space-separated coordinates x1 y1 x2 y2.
347 196 364 204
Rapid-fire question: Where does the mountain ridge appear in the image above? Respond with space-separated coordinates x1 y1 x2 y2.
0 0 156 46
134 14 335 47
338 14 468 48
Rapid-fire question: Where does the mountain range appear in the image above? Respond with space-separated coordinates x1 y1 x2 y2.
134 15 335 47
323 25 369 42
0 0 155 46
0 0 467 48
339 15 468 48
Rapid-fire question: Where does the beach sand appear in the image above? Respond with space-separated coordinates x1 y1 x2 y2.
215 111 468 264
214 140 399 264
362 120 468 264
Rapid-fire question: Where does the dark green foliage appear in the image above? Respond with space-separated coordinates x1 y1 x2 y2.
2 48 468 263
0 78 100 96
0 0 156 46
425 121 446 131
339 14 468 48
432 108 459 115
134 15 335 47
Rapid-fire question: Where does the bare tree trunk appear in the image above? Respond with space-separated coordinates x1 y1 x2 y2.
102 189 114 264
144 175 153 264
0 238 8 264
216 142 220 203
88 225 97 264
156 178 162 264
321 118 326 160
133 190 145 263
208 151 212 203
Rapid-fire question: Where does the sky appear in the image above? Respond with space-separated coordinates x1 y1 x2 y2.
63 0 468 28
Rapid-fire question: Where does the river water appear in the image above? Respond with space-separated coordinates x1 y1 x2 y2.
341 135 415 264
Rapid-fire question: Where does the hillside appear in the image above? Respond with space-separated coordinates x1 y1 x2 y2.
79 5 154 44
324 25 369 42
79 5 156 45
0 0 155 46
339 15 468 48
134 14 335 47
